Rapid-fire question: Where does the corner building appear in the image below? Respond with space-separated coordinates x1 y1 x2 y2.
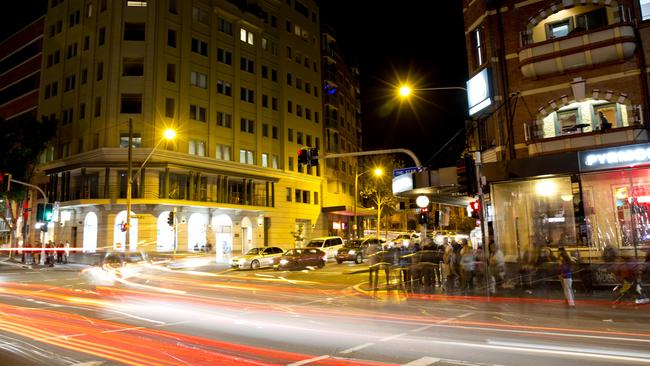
36 0 326 255
464 0 650 264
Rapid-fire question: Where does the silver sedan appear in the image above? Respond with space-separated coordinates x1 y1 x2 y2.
231 247 285 269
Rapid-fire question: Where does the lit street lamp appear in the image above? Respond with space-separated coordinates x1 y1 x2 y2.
354 167 383 239
125 118 176 255
398 85 467 98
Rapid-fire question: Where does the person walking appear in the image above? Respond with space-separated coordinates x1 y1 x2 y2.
367 240 381 290
488 240 505 293
459 240 476 294
558 247 575 307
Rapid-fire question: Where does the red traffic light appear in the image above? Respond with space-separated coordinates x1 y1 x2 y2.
469 200 480 211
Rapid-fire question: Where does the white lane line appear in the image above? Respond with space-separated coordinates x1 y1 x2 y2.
380 333 407 342
457 312 474 318
287 355 330 366
412 324 434 332
401 357 441 366
487 340 650 361
339 342 375 354
436 317 457 324
101 326 145 334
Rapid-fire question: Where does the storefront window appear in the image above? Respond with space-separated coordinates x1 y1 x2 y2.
581 168 650 252
492 177 576 260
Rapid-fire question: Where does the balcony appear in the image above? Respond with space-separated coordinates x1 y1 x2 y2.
518 23 636 79
526 125 648 156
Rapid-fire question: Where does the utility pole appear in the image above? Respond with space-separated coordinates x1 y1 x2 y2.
126 118 132 255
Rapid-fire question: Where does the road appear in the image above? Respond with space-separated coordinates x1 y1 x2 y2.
0 257 649 365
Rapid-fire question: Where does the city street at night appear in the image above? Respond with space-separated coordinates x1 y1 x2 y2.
0 258 648 366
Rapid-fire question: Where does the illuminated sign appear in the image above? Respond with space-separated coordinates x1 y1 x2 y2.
579 143 650 172
466 68 492 116
392 173 414 195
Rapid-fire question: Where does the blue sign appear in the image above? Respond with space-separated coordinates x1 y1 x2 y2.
393 167 421 177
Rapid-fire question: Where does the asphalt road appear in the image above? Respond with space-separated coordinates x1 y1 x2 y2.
0 257 649 366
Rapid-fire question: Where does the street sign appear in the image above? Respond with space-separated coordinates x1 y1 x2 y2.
393 167 421 177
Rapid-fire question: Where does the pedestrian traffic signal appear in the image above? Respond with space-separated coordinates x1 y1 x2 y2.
36 203 45 222
43 203 54 222
469 200 480 219
0 173 11 192
167 211 174 226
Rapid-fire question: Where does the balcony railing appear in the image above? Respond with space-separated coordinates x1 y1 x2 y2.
518 23 636 79
525 125 648 156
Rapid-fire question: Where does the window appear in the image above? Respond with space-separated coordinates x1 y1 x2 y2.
536 100 628 139
191 38 208 56
240 118 254 133
271 69 278 82
471 27 486 69
69 10 80 27
188 140 206 156
288 128 293 142
218 18 232 34
240 28 254 45
62 107 74 124
262 94 269 108
119 133 142 148
240 57 254 73
296 78 302 90
287 72 292 85
272 155 279 168
168 0 178 14
272 97 278 110
190 71 208 88
190 104 207 122
166 63 176 82
66 43 78 59
262 65 268 78
286 188 292 202
288 157 294 171
79 103 86 119
94 97 102 117
297 132 303 145
192 7 209 25
306 134 312 147
64 74 76 91
167 29 176 47
272 126 278 139
120 94 142 114
643 0 650 21
262 153 269 167
303 191 310 203
262 123 269 137
98 27 106 46
546 19 572 39
306 108 311 120
127 0 148 6
217 48 232 65
83 36 89 50
165 98 174 118
313 192 318 205
239 149 255 164
124 22 146 41
296 104 302 117
86 3 93 17
295 189 301 202
122 57 144 76
96 62 104 81
288 101 293 113
576 7 607 31
216 111 232 127
240 88 254 103
217 80 232 96
216 144 231 160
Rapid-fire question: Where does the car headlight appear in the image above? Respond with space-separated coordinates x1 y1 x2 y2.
279 259 289 265
348 250 356 255
238 258 246 264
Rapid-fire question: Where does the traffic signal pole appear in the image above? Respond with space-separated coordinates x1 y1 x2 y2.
474 151 490 299
9 178 49 265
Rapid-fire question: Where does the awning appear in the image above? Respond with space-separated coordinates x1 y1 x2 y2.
321 205 377 217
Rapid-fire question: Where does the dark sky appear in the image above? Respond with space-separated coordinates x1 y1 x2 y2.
319 1 469 168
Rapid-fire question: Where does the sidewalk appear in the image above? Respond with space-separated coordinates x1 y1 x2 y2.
0 256 89 271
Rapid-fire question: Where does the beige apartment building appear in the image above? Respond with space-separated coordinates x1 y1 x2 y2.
34 0 327 255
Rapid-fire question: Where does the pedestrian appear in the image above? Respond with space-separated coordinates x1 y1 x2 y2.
488 240 505 293
558 247 575 307
57 242 64 263
459 240 475 294
598 111 612 130
367 240 381 290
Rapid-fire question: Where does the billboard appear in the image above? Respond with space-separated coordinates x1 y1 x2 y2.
466 67 492 116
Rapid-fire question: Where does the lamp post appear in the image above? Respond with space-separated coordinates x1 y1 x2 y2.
354 167 383 239
125 118 176 255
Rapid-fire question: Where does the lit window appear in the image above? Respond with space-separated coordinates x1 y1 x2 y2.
239 149 255 165
547 19 572 39
643 0 650 21
127 1 147 6
262 153 269 167
240 28 254 45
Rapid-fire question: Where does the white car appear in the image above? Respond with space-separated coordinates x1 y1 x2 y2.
304 236 344 261
231 247 285 269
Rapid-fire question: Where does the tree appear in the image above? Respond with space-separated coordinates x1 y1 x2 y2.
0 116 58 244
359 155 403 237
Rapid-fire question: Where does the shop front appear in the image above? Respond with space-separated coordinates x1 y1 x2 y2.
490 143 650 265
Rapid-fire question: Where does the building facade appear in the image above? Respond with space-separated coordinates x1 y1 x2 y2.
0 17 45 123
463 0 650 262
35 0 327 255
320 26 364 239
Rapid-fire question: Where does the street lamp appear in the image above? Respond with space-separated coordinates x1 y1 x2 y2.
354 166 383 239
398 85 467 98
125 118 176 255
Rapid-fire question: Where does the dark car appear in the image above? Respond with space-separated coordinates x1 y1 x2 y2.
335 238 385 264
273 248 326 270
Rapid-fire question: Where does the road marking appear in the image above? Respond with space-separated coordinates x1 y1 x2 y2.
402 357 441 366
101 326 145 334
287 355 330 366
412 324 434 332
380 333 407 342
457 312 474 318
340 342 375 354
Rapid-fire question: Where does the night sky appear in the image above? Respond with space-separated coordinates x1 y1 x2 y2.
2 1 469 168
319 1 469 168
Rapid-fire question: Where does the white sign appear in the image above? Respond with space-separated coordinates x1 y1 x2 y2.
416 195 430 208
392 173 414 195
579 143 650 172
467 68 492 116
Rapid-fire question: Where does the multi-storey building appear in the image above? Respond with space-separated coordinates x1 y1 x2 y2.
463 0 650 261
320 26 365 238
35 0 325 255
0 17 45 123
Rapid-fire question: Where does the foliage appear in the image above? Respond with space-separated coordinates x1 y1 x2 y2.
291 224 305 244
359 155 403 221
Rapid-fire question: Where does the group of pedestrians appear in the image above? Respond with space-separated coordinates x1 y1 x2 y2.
20 241 68 266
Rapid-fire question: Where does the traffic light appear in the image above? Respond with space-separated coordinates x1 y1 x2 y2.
36 203 45 222
0 173 11 192
120 221 128 232
470 200 480 219
167 211 175 227
308 148 319 167
419 206 429 225
456 155 477 196
43 203 53 222
297 148 319 168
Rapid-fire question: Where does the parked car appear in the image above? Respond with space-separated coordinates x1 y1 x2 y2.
305 236 344 260
231 246 285 269
273 248 326 270
335 237 385 264
386 233 418 248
